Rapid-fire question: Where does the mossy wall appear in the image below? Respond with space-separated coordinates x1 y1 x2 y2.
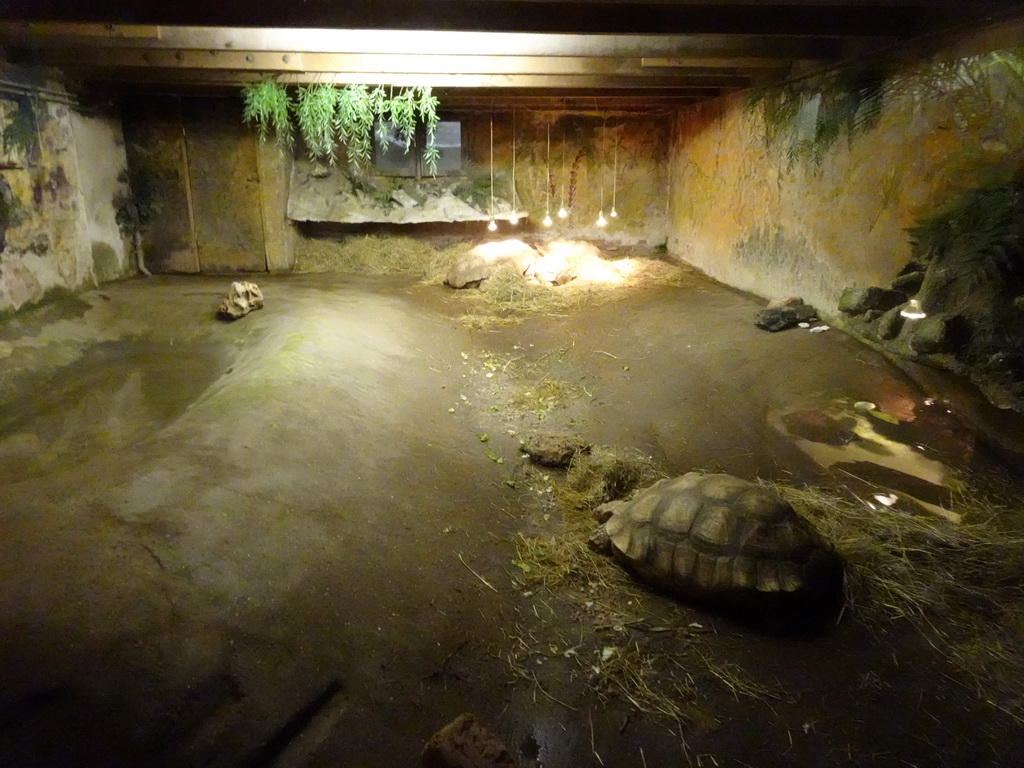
666 18 1024 313
0 65 130 313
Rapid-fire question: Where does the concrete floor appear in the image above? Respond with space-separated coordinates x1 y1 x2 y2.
0 270 1021 767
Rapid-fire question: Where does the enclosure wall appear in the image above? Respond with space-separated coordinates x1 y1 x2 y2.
666 18 1024 313
0 65 130 313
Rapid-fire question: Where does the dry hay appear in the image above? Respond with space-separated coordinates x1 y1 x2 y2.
465 266 578 315
460 248 705 319
512 447 663 594
506 377 585 420
295 234 461 283
458 313 523 331
559 445 666 512
776 482 1024 721
511 446 665 607
588 643 701 723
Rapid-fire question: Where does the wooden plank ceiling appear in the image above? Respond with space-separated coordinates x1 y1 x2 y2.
0 1 1018 110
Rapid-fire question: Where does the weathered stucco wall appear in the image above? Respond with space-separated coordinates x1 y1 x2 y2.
666 19 1024 313
0 65 131 313
70 111 131 283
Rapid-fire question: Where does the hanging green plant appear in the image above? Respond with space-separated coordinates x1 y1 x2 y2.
241 78 293 147
295 83 339 164
240 81 442 174
386 88 418 153
417 86 441 176
334 85 378 167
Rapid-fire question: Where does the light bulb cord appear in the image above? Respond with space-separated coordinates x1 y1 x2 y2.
545 120 551 216
612 120 618 210
489 112 494 218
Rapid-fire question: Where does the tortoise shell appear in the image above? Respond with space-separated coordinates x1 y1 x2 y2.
599 473 842 604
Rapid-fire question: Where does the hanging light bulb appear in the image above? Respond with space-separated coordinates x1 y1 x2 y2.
610 207 618 218
596 211 607 227
543 213 553 227
488 219 498 232
509 213 519 226
901 299 926 319
557 205 568 219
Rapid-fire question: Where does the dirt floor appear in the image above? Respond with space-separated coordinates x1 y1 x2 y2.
1 264 1023 767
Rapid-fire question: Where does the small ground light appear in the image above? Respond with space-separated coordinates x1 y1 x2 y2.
901 299 926 319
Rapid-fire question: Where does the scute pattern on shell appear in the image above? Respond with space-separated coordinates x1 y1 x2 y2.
603 473 838 600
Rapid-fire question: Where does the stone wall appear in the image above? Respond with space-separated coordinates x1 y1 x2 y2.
666 18 1024 314
0 65 131 313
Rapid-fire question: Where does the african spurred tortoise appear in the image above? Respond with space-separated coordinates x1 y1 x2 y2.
590 472 844 623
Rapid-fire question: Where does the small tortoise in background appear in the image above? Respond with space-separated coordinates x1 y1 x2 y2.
590 472 844 628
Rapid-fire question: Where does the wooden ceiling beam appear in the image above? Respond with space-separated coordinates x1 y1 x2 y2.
65 66 745 90
0 1 969 36
23 48 760 79
0 23 854 60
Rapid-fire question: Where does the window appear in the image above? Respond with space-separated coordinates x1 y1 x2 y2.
373 119 462 177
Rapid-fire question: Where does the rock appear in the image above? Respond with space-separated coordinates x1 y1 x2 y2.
218 281 264 320
754 303 816 332
897 260 926 276
907 316 952 354
838 286 906 315
876 306 905 340
766 296 805 310
421 713 518 768
863 309 883 323
891 271 924 295
391 188 419 209
520 430 590 468
445 240 538 289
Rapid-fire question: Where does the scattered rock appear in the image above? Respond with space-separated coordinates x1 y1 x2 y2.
421 713 518 768
445 240 538 289
891 271 924 295
766 296 804 310
876 306 905 340
907 315 952 354
838 286 907 316
218 281 264 320
520 430 590 468
754 303 816 332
